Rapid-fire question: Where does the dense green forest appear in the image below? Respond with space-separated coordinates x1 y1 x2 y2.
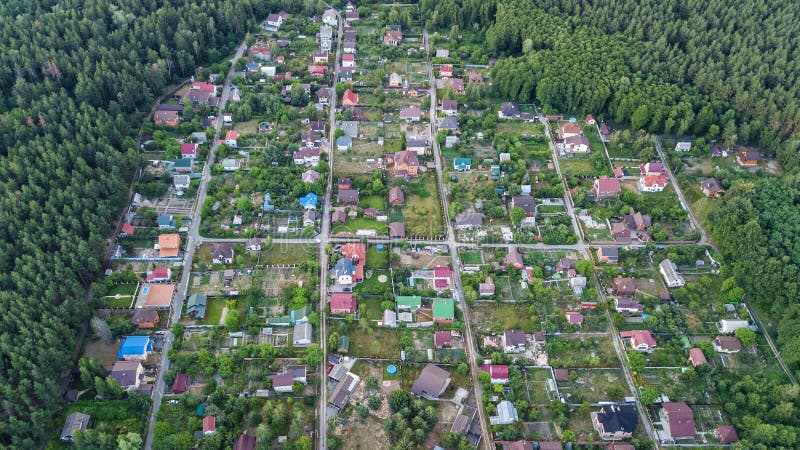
421 0 800 168
0 0 337 447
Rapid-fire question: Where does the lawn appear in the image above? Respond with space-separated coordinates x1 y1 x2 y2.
557 368 629 404
460 251 482 265
496 121 545 136
347 326 400 357
99 296 135 308
546 336 620 368
109 283 138 296
201 297 226 325
361 296 385 321
51 398 148 444
332 217 388 235
260 243 317 265
361 195 386 210
366 245 390 270
470 303 537 334
404 173 444 238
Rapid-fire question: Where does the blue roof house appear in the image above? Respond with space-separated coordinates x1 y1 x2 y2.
454 158 472 172
336 135 352 151
245 62 261 73
334 258 355 277
299 192 318 210
118 336 153 360
157 214 176 229
263 193 275 212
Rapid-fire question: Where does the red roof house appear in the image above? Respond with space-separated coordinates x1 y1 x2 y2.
146 267 171 282
172 373 188 394
716 425 739 444
620 330 657 351
121 223 136 236
203 416 216 435
434 331 453 348
688 348 707 367
342 89 359 106
566 311 584 325
480 364 510 384
180 143 199 159
330 293 357 314
661 402 695 439
592 176 621 199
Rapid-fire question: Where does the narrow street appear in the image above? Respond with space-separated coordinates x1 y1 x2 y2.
143 39 248 450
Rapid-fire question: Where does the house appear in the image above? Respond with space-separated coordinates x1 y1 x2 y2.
338 177 351 189
337 189 359 205
211 243 234 264
498 102 521 119
714 336 742 354
146 267 171 282
598 247 619 264
388 222 405 239
140 283 174 309
532 332 546 349
615 298 644 314
120 223 136 237
384 30 403 46
659 259 685 288
439 64 454 77
675 141 692 152
505 246 524 269
479 277 495 296
399 105 421 122
480 364 509 384
154 110 180 127
504 330 527 353
186 294 207 319
341 53 355 68
313 50 329 64
157 214 175 229
620 330 657 351
592 404 637 440
511 195 536 216
437 77 465 94
624 209 651 230
439 115 459 131
688 348 707 367
294 147 321 166
388 72 403 87
433 299 455 323
316 87 330 105
445 135 460 148
172 372 189 394
592 177 621 199
566 311 584 325
557 122 583 139
612 277 636 296
391 150 420 177
322 9 338 26
343 39 356 54
203 416 216 435
455 212 484 229
272 373 294 393
434 331 454 349
303 210 316 227
441 100 458 116
612 223 630 243
717 319 750 334
299 192 318 210
246 238 261 252
293 322 312 346
331 209 346 224
585 114 596 125
131 309 160 329
661 402 696 439
599 122 612 142
490 401 519 426
308 65 327 78
701 178 725 197
737 149 760 166
453 157 472 172
716 425 739 444
387 186 405 205
638 175 668 192
220 158 240 172
396 295 422 311
640 162 665 177
340 243 366 282
181 142 199 159
330 293 357 314
411 364 451 399
406 138 428 155
173 174 190 190
285 365 307 384
60 412 90 442
118 335 153 360
345 11 359 21
110 360 144 389
302 170 320 184
250 44 271 61
224 130 240 148
564 135 591 154
342 89 359 106
329 372 360 411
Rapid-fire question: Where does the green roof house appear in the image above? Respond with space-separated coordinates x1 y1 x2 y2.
396 296 422 311
267 316 292 326
433 299 455 323
454 158 472 172
338 335 350 354
186 294 207 319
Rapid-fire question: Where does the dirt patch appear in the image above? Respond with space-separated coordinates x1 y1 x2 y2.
83 339 121 367
219 306 229 326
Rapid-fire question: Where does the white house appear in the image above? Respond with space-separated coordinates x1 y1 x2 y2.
322 9 338 26
717 319 750 334
293 322 312 346
638 175 668 192
675 141 692 152
659 259 685 288
173 174 190 190
564 135 591 154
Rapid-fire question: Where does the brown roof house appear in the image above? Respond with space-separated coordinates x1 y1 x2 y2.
592 177 621 199
388 222 406 239
384 30 403 46
660 402 696 439
411 364 451 399
737 149 760 166
388 186 405 205
390 150 419 177
701 178 725 197
713 336 742 354
612 277 636 296
337 189 359 206
688 348 707 367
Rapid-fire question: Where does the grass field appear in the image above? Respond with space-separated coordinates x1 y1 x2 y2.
471 303 536 334
361 195 386 210
347 326 400 357
332 217 388 235
201 298 226 325
366 245 390 270
460 251 482 265
109 283 138 296
52 398 148 445
404 173 444 238
260 243 317 265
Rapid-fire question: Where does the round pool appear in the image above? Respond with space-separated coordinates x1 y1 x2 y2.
377 244 384 251
386 364 398 375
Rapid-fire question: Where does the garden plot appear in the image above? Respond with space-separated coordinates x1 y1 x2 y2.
556 368 630 404
546 336 620 368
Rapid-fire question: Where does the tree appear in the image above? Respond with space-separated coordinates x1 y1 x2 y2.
735 328 757 347
117 432 143 450
368 395 383 410
357 405 370 419
225 308 240 330
509 207 526 226
74 429 116 450
627 350 645 373
78 356 103 387
640 385 659 405
389 389 412 412
304 344 323 367
561 429 576 443
365 376 379 392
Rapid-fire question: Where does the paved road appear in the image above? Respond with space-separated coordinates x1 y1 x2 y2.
143 39 248 450
424 28 492 449
654 137 711 247
317 8 343 450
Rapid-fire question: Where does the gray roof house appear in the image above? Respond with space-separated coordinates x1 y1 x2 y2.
490 400 519 425
60 412 90 442
455 212 484 229
293 322 312 347
411 364 451 399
